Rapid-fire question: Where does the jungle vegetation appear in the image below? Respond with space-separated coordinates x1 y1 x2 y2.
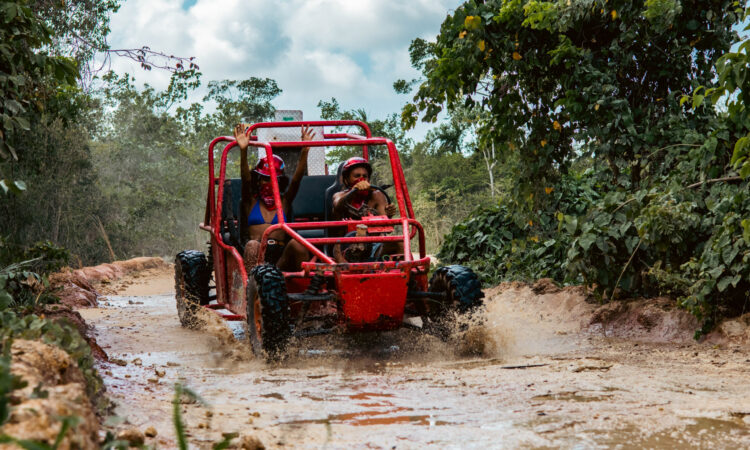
0 0 749 339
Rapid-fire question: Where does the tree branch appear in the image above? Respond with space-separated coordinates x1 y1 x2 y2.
686 176 743 189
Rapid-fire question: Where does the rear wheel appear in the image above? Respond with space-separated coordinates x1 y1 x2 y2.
246 264 292 359
425 265 484 339
175 250 210 329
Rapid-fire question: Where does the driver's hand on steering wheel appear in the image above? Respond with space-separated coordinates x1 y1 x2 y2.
353 180 370 191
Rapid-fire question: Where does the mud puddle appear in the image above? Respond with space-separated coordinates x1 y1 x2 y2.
78 269 750 448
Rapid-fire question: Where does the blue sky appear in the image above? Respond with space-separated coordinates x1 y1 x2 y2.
104 0 465 139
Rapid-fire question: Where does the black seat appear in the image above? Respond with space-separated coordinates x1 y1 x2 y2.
324 163 346 222
220 178 243 252
291 175 336 239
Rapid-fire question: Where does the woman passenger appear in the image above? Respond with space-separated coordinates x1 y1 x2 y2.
232 123 315 272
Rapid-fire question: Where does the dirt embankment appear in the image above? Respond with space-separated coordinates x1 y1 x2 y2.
1 257 172 448
50 257 171 309
487 278 750 347
1 340 100 448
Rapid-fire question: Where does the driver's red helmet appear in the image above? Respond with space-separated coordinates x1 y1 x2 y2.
342 156 372 180
253 155 285 177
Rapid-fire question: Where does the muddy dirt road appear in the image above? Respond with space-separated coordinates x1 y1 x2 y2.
79 269 750 449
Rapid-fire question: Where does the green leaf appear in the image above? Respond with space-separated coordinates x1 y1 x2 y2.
0 290 12 309
742 219 750 243
732 136 750 164
717 276 732 292
722 246 740 265
618 222 631 236
4 438 52 450
579 233 596 251
564 216 578 234
707 265 724 279
13 116 30 131
692 94 705 109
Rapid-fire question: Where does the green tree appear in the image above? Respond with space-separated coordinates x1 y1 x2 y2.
413 1 750 333
29 0 121 71
0 0 78 192
204 78 281 130
317 97 413 165
91 72 207 258
402 0 741 193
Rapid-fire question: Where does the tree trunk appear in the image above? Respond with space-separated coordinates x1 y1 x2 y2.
482 141 497 199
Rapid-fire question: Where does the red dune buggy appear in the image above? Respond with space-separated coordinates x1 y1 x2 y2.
174 120 483 358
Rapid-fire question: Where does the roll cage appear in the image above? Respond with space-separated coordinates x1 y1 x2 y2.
200 120 428 303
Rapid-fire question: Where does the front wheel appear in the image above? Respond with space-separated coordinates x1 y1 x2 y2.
246 264 292 359
424 265 484 339
175 250 210 329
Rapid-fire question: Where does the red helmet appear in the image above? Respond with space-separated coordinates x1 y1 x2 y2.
253 155 285 177
342 156 372 180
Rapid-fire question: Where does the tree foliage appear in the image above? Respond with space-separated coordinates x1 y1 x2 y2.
403 0 739 191
29 0 121 69
0 0 78 186
412 0 749 333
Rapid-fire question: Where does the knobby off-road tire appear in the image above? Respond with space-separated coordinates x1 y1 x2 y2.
425 265 484 339
246 264 292 360
175 250 210 329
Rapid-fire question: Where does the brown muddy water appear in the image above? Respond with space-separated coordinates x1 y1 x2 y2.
79 272 750 449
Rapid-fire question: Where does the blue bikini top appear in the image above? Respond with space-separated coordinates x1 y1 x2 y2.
248 201 284 226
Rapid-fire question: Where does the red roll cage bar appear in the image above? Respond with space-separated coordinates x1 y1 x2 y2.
200 120 425 284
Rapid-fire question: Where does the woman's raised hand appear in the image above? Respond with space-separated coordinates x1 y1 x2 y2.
301 125 316 142
233 123 250 150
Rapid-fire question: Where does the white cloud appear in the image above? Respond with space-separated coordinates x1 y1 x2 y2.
101 0 462 138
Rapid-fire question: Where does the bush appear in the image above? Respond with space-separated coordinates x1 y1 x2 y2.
679 186 750 335
439 172 598 283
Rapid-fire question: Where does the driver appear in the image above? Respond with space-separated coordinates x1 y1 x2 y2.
233 124 315 272
332 157 399 262
332 156 396 220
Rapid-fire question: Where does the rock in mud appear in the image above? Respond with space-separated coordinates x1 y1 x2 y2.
231 434 265 450
144 426 158 437
116 427 145 446
532 278 561 294
0 339 99 448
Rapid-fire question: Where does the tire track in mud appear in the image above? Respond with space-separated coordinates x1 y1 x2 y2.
80 269 750 449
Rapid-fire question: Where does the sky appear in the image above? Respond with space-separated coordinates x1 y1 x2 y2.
103 0 465 139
